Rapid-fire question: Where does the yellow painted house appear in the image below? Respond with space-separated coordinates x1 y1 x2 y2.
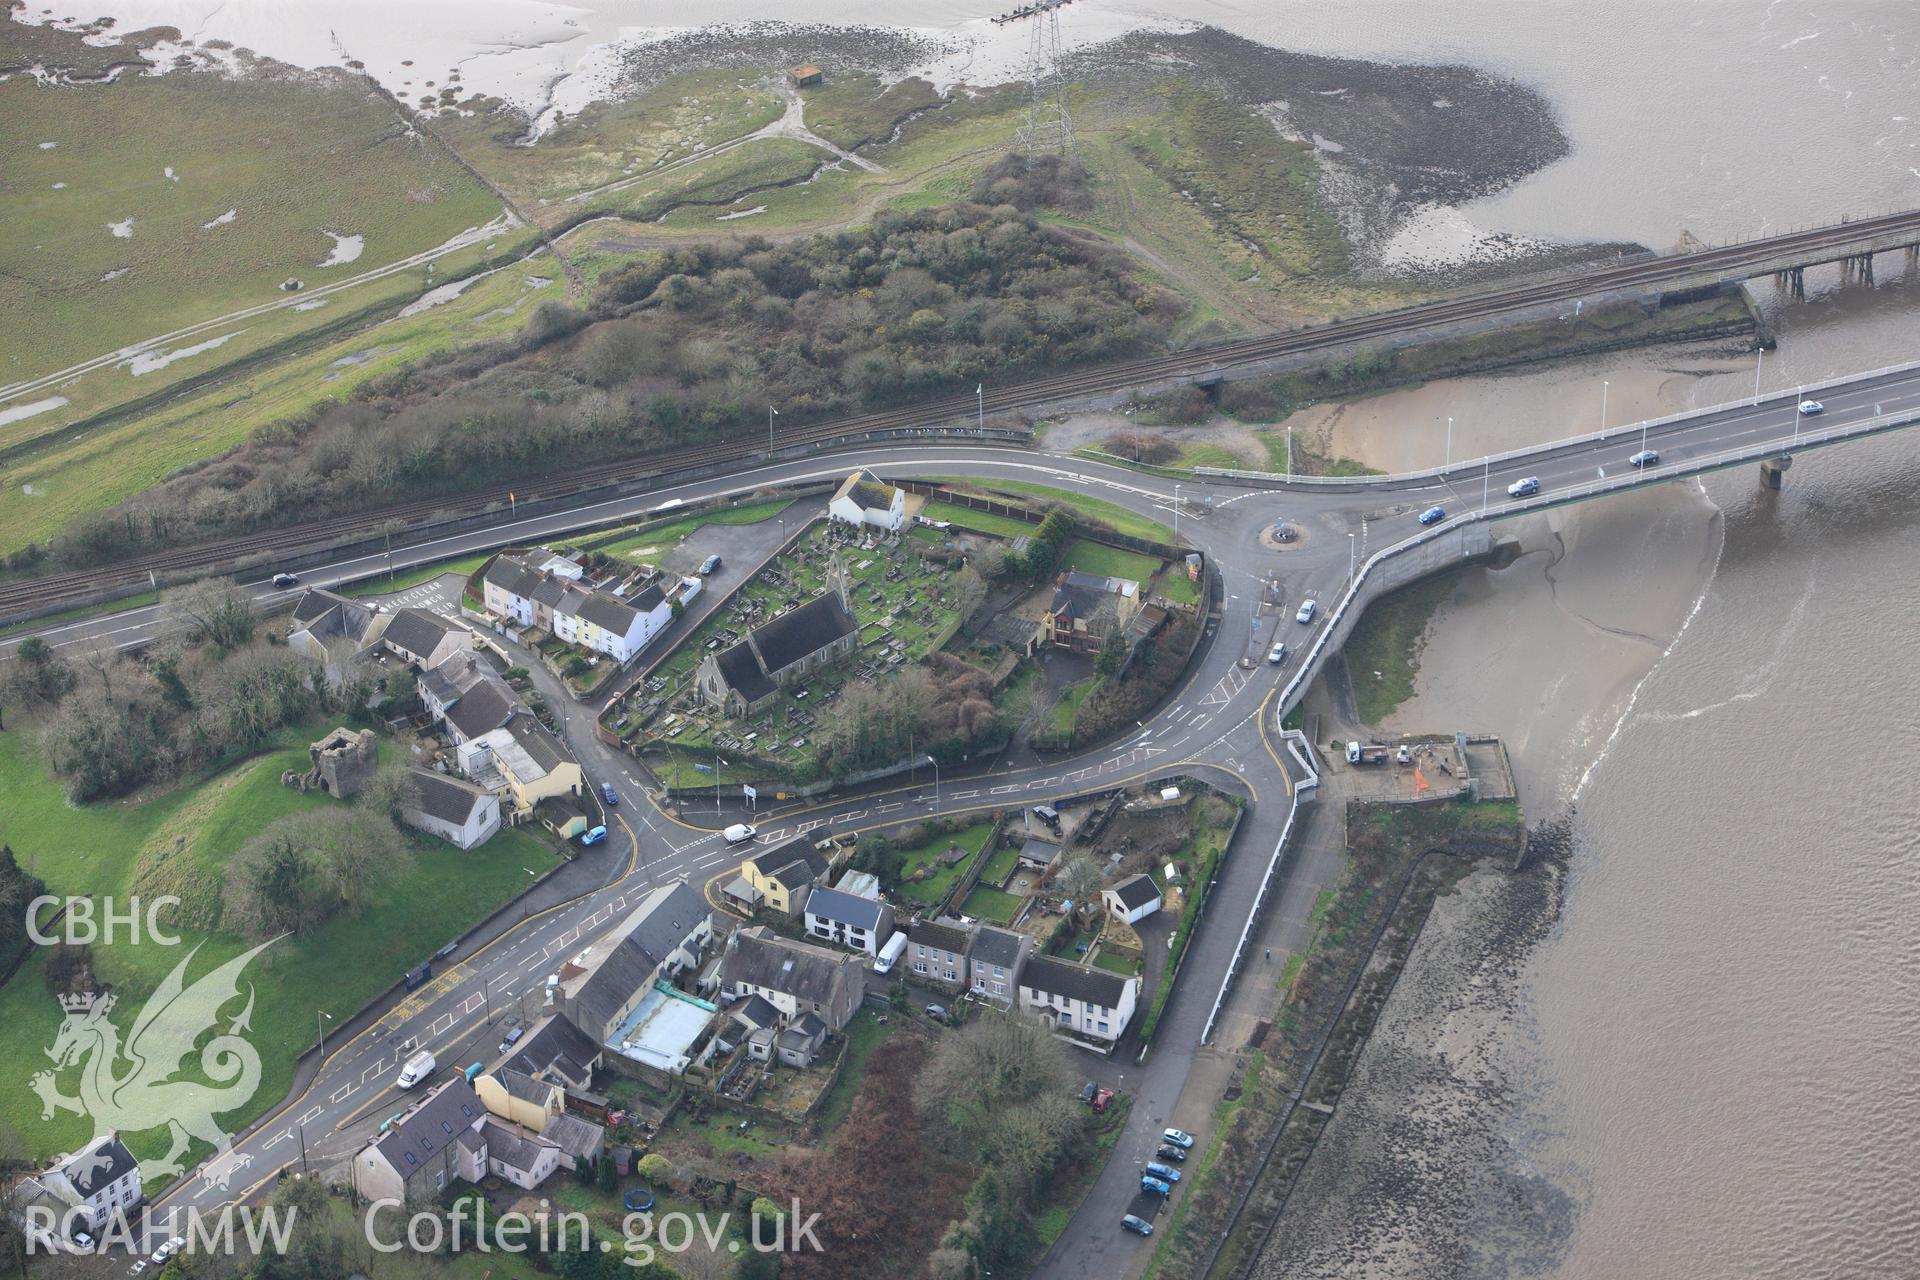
732 836 832 917
476 1068 564 1133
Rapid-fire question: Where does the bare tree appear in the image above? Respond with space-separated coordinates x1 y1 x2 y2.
950 566 987 623
1052 851 1104 919
918 1008 1071 1141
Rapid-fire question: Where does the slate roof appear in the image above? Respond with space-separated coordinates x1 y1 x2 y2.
480 1119 554 1174
1019 954 1132 1007
385 608 464 660
908 920 972 957
575 590 639 635
498 1068 556 1105
570 882 707 1037
55 1135 138 1196
752 592 859 676
531 575 571 608
372 1080 484 1176
627 582 666 613
970 925 1027 969
408 767 492 826
793 1011 827 1039
804 886 889 932
1107 873 1161 911
1018 838 1060 867
747 835 829 887
721 927 857 1008
835 469 899 512
506 713 572 775
419 664 463 708
447 677 521 741
502 1016 600 1085
541 1113 604 1162
713 641 776 705
484 554 542 598
289 588 380 646
733 993 780 1030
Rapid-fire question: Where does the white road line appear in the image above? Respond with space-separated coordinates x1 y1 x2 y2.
953 789 981 799
262 1131 289 1150
330 1084 354 1105
362 1061 388 1084
989 784 1021 795
296 1106 322 1127
431 1013 454 1036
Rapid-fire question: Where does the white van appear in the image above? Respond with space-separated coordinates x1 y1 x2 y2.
873 930 907 976
397 1051 436 1089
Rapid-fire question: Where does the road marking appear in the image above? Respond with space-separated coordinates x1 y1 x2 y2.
330 1084 354 1105
461 994 484 1015
876 802 903 814
953 789 980 799
362 1061 388 1085
989 784 1021 795
262 1131 289 1150
431 1013 454 1036
296 1106 322 1127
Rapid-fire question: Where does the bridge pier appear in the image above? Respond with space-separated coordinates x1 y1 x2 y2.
1760 454 1793 490
1841 251 1875 285
1774 266 1806 300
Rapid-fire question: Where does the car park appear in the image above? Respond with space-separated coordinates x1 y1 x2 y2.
1295 600 1317 625
1144 1162 1182 1182
1156 1144 1189 1163
1507 476 1541 497
1163 1128 1195 1148
1418 505 1446 526
1140 1175 1172 1196
601 783 619 806
1798 399 1824 415
1267 642 1288 665
1121 1214 1154 1236
271 572 299 588
1630 449 1661 467
723 823 757 843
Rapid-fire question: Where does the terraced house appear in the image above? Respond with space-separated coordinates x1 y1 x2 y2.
483 550 677 663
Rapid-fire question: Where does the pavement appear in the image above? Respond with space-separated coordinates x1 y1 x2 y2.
14 360 1920 1269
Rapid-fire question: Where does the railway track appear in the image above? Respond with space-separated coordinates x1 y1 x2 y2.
6 208 1917 626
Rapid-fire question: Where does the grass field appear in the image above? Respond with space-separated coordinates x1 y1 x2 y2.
0 259 557 555
813 1008 895 1133
979 843 1020 888
896 821 995 908
1063 539 1165 584
0 716 558 1166
920 499 1037 540
1341 570 1460 724
960 884 1023 925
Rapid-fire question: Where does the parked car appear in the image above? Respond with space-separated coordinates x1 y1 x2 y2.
1079 1081 1098 1105
1144 1162 1182 1182
1507 476 1541 497
1162 1128 1196 1149
723 823 757 844
1295 599 1317 625
397 1051 436 1089
1121 1214 1155 1236
925 1004 948 1021
151 1237 184 1265
1267 642 1288 665
1032 804 1061 827
68 1230 94 1253
1418 505 1446 526
1629 449 1661 467
498 1022 525 1055
1140 1175 1172 1197
1798 399 1824 415
700 553 723 576
271 572 299 588
580 825 608 846
1091 1088 1115 1114
1156 1144 1189 1163
601 782 620 806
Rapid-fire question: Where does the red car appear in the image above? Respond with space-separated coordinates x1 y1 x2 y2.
1091 1088 1116 1114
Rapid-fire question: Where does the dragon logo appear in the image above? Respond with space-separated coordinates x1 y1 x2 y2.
32 939 274 1180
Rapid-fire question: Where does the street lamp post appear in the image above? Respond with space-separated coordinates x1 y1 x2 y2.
768 405 779 454
1481 455 1490 515
1286 426 1293 482
926 753 940 810
977 383 984 433
1601 379 1610 439
1754 347 1765 404
1173 483 1182 542
1444 416 1453 472
316 1010 333 1059
1347 532 1356 585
